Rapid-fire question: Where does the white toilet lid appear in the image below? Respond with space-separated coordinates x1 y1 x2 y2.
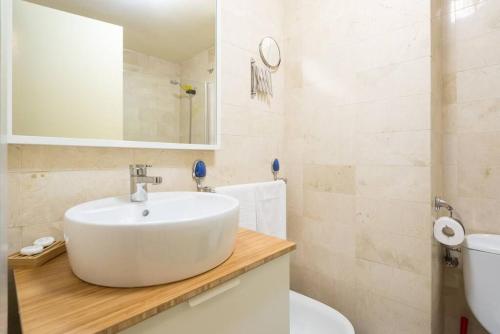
290 290 355 334
465 234 500 255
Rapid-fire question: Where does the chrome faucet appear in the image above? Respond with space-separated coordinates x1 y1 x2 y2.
129 164 162 202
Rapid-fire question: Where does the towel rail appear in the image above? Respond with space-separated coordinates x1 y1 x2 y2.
192 158 287 192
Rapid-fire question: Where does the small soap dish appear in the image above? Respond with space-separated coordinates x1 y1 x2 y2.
8 241 66 268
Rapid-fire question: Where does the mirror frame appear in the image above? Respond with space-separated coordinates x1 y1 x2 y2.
1 0 221 150
259 36 281 71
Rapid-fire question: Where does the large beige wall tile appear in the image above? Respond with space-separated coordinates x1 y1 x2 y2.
355 289 431 334
351 21 432 72
14 145 133 172
356 166 431 202
356 57 432 102
446 99 500 132
457 65 500 102
355 226 431 275
355 131 431 166
458 165 500 199
298 217 356 257
355 197 431 239
355 259 431 312
454 197 500 234
455 30 500 71
454 0 500 41
459 132 500 165
355 95 432 133
303 164 355 195
303 191 355 226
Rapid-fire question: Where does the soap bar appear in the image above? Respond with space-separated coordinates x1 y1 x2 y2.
34 236 55 248
20 245 43 256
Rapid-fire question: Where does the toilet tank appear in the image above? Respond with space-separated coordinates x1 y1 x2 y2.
463 234 500 333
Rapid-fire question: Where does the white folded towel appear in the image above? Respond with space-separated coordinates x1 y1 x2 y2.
215 183 258 231
216 181 286 239
255 180 286 239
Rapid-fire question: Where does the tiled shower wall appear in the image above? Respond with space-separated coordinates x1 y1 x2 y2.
179 48 216 144
442 0 500 333
283 1 442 333
7 0 286 252
123 49 181 143
123 47 216 144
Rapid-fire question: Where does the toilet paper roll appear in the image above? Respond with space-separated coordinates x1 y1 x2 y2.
433 216 465 246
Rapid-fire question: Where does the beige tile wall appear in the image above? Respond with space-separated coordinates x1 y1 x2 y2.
7 0 286 253
283 1 441 333
442 0 500 333
123 49 181 143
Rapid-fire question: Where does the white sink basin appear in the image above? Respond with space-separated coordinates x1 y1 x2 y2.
64 192 239 287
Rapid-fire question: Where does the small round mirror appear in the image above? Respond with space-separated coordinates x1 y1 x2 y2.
259 37 281 70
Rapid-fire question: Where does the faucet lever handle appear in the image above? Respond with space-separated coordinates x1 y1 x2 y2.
129 164 151 176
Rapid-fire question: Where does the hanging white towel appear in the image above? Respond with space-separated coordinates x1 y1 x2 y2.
255 180 286 239
217 181 286 239
215 183 257 231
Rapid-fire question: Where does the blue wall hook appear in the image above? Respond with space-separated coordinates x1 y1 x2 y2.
192 160 214 192
193 160 207 178
271 158 287 183
272 158 280 172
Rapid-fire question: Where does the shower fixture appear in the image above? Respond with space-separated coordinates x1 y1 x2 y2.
170 79 198 144
185 87 196 144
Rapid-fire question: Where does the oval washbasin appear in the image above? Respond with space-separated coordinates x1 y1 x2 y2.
64 192 239 287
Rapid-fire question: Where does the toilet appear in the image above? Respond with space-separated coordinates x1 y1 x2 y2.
463 234 500 332
290 290 355 334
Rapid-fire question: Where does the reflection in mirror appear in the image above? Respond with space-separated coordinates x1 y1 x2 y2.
259 37 280 70
12 0 217 145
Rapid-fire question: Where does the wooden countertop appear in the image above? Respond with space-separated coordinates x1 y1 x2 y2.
13 229 295 334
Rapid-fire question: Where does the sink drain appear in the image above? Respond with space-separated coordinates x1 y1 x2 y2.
142 209 150 217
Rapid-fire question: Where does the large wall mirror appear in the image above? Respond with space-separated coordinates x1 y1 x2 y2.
2 0 220 149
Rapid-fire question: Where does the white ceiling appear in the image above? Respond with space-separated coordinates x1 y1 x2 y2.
27 0 216 62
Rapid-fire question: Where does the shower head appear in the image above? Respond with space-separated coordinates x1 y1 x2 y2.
180 84 196 96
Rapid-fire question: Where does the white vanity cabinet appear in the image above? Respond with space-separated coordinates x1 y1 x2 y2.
123 255 290 334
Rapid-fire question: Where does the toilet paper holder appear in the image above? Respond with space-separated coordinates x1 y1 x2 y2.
434 197 454 216
434 196 466 232
434 196 465 268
